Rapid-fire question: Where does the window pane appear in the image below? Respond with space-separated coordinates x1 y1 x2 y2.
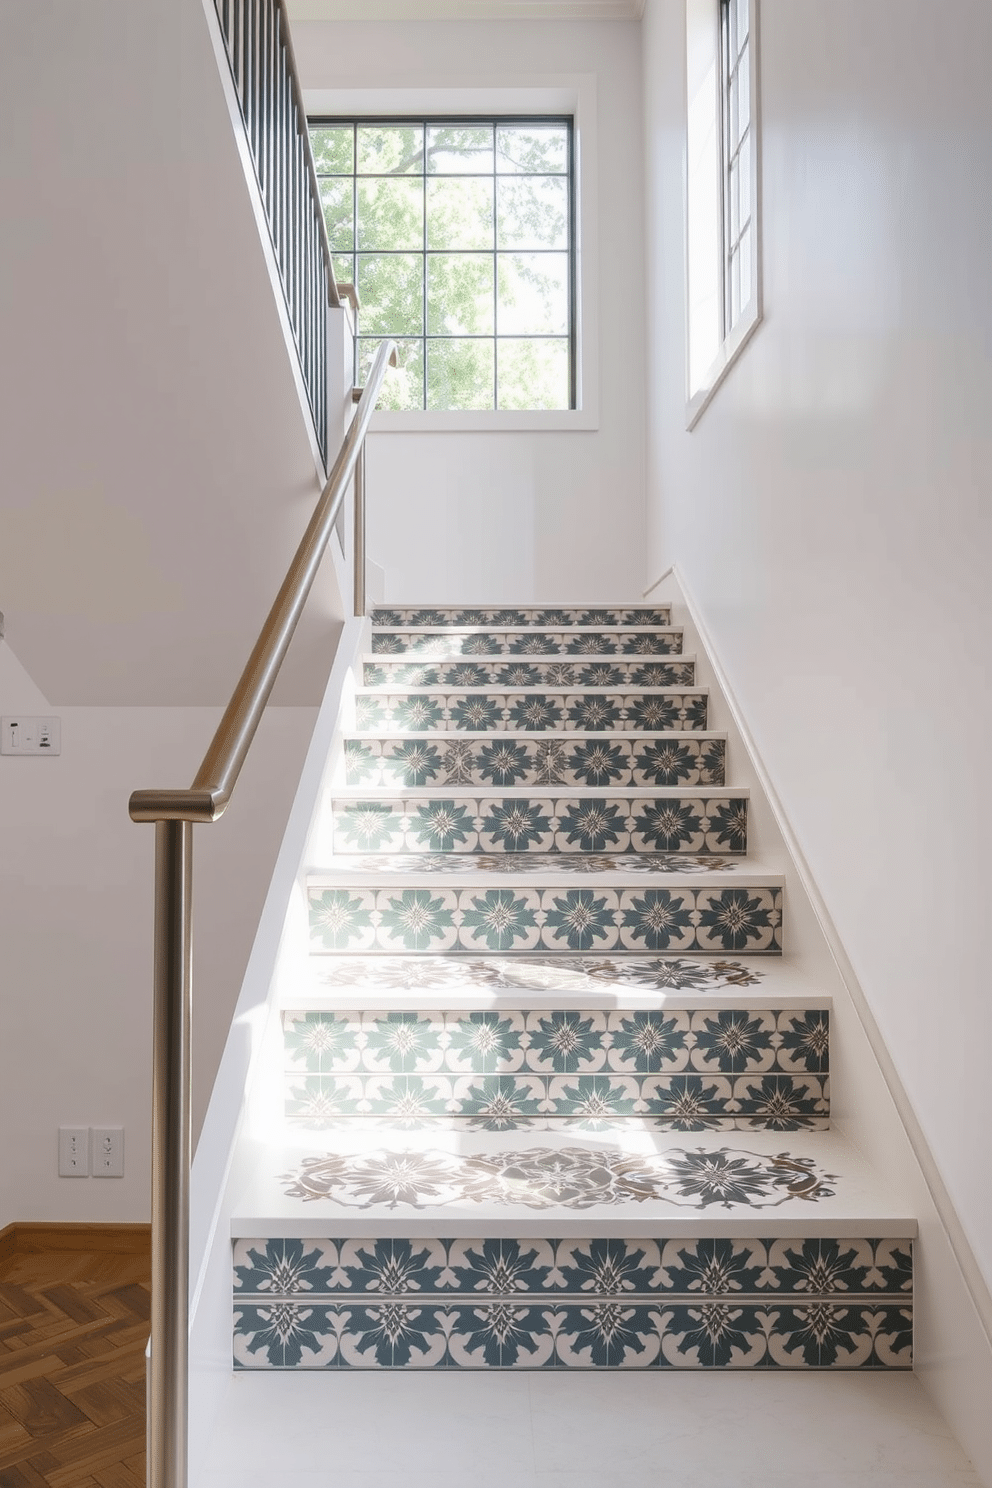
332 252 354 288
497 338 569 410
311 126 353 175
427 255 495 335
357 254 424 335
357 177 423 251
356 126 423 175
496 125 568 175
426 125 494 174
426 177 494 251
730 246 741 325
738 43 751 137
736 0 749 50
497 253 569 335
728 157 740 245
738 134 752 229
319 177 353 250
427 339 495 410
358 338 423 410
727 72 740 156
497 177 569 250
739 225 752 311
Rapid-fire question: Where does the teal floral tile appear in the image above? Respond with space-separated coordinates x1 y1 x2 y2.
731 1074 829 1124
363 660 697 689
632 739 726 787
375 889 459 953
478 799 556 853
639 1075 734 1120
372 628 684 658
618 889 698 952
545 1075 640 1118
308 889 376 952
541 889 621 951
776 1010 830 1073
359 1011 445 1073
283 1011 362 1073
362 1075 454 1118
458 889 542 952
450 1074 545 1125
694 889 781 953
689 1010 777 1073
524 1010 608 1073
606 1011 691 1072
444 1011 526 1072
370 607 673 627
284 1074 365 1123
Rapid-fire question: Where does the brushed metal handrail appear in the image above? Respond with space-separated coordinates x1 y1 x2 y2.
131 336 395 1488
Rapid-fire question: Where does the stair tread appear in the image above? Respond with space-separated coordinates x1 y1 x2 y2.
307 858 783 884
230 1127 914 1239
280 953 825 1009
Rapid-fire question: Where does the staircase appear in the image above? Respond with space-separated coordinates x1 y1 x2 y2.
230 604 914 1372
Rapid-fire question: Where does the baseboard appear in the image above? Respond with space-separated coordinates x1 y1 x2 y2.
0 1222 151 1258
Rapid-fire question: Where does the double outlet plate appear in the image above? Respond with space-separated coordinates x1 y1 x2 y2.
59 1126 124 1177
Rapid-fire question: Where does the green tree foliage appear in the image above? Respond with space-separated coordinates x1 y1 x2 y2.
310 121 572 411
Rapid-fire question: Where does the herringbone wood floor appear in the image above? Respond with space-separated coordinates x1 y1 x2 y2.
0 1228 150 1488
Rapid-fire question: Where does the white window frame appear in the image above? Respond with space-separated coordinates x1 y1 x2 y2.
684 0 762 429
304 79 599 434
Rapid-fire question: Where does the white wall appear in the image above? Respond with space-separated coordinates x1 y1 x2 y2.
293 19 647 604
643 0 992 1474
0 641 316 1224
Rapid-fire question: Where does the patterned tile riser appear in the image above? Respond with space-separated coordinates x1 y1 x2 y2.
232 1236 912 1370
354 692 709 732
371 608 673 627
308 886 783 956
310 955 768 996
344 737 727 789
363 661 696 688
282 1009 829 1075
371 633 684 658
329 796 747 857
283 1072 828 1126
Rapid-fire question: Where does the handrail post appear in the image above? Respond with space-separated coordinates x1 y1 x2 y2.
353 440 367 617
148 820 193 1488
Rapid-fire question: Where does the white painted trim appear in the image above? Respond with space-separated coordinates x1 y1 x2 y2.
303 77 600 432
672 560 992 1355
683 0 763 430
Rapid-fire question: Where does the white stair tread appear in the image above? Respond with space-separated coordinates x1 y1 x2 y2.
306 862 784 887
280 953 825 1010
231 1127 914 1240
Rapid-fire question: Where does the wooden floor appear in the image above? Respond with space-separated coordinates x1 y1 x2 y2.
0 1227 150 1488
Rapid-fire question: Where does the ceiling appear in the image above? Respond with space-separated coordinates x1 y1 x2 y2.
286 0 644 19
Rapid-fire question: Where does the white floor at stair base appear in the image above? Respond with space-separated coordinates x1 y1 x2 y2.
231 1129 913 1241
197 1370 982 1488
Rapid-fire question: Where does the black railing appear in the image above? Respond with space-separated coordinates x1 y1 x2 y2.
213 0 341 460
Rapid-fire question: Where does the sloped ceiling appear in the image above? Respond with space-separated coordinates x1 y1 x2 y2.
286 0 644 18
0 0 342 707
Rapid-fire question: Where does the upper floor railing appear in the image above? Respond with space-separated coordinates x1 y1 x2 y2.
212 0 343 460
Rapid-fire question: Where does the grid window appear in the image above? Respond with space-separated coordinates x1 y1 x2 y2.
309 118 575 412
721 0 753 334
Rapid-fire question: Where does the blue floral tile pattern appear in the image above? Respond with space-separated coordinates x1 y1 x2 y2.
233 1233 911 1369
344 736 727 788
352 691 709 732
371 629 682 657
363 660 697 689
309 956 765 994
306 886 783 954
371 608 674 627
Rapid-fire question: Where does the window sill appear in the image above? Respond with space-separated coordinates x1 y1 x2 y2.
370 407 599 434
685 301 762 431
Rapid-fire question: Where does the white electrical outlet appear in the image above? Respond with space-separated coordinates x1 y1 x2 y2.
1 716 61 755
59 1127 89 1177
92 1126 124 1178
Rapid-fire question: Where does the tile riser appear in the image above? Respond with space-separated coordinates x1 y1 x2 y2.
372 634 682 657
328 796 747 857
233 1235 911 1371
308 886 784 956
363 661 696 687
353 693 709 733
343 736 727 789
371 608 673 627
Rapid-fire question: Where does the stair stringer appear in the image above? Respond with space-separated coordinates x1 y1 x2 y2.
186 613 371 1478
651 565 992 1487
